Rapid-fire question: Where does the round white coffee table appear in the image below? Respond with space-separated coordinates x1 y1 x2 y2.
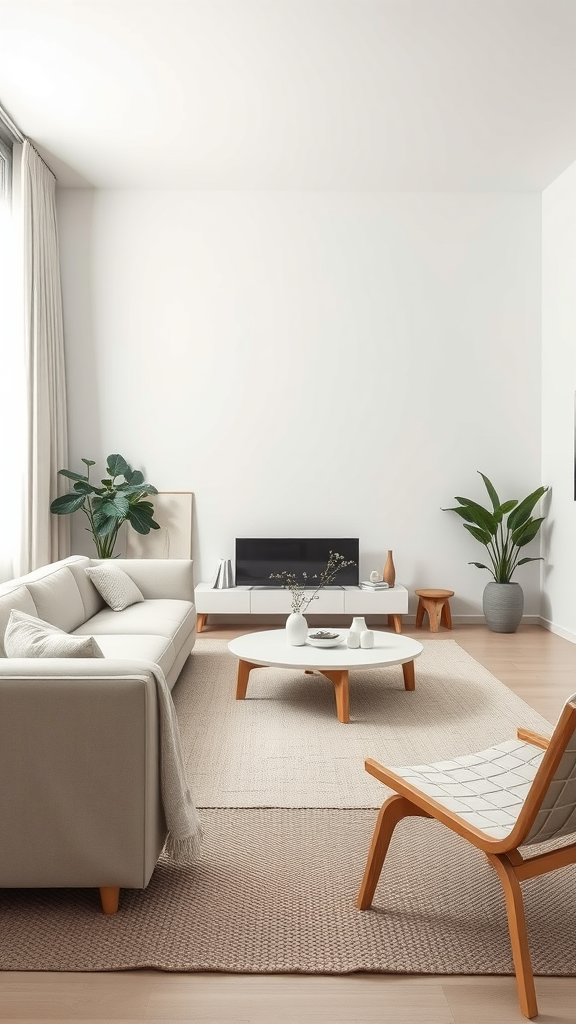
228 629 423 724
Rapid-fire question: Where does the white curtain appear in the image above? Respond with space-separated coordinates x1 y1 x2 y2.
18 140 69 574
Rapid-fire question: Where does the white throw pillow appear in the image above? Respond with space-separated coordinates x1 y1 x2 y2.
85 563 145 612
4 610 103 658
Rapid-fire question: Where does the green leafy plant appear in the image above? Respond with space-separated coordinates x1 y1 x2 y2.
270 550 356 613
50 454 160 558
442 472 548 583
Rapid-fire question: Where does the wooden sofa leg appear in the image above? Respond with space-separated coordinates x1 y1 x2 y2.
357 795 428 910
100 886 120 914
487 854 538 1019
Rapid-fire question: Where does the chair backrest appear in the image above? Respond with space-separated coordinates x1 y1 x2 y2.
516 694 576 847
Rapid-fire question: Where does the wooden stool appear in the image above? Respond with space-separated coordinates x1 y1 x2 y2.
415 589 454 632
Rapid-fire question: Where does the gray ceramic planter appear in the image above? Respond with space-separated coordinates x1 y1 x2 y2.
483 582 524 633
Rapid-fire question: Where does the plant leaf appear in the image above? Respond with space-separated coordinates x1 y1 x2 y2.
98 495 130 519
468 561 491 571
517 556 543 565
512 517 546 547
50 493 86 515
463 523 492 545
127 505 156 534
478 472 500 512
453 499 497 535
81 458 96 467
92 511 119 537
73 480 96 494
106 454 130 479
498 499 518 516
128 469 144 486
507 486 548 531
58 469 88 482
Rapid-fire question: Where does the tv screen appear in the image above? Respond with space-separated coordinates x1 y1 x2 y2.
235 538 359 587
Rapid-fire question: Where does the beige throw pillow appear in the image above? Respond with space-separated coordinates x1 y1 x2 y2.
4 610 103 658
85 563 145 612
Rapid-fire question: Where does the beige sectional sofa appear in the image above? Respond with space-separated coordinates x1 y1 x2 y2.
0 555 196 912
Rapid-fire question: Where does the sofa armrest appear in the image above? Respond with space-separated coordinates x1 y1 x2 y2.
91 558 194 601
0 659 166 890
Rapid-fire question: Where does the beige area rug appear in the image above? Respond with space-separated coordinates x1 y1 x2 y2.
2 640 575 975
176 639 553 808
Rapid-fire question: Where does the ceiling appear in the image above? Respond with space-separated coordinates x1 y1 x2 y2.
1 0 576 190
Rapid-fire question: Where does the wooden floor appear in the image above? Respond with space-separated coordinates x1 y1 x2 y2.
2 623 576 1023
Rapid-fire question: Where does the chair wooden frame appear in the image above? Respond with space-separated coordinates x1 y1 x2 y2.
356 701 576 1019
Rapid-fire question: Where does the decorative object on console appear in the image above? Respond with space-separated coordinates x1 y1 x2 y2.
211 558 234 589
360 580 389 591
383 550 396 587
285 612 308 646
349 616 368 634
442 471 548 633
50 453 159 559
270 550 356 647
369 570 382 583
360 629 374 649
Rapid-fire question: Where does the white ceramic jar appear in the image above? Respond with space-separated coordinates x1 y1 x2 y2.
349 616 368 634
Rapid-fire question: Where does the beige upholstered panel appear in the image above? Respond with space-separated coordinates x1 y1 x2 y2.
65 557 105 620
25 566 85 633
0 665 165 887
0 587 38 657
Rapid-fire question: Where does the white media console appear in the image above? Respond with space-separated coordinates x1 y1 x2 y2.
194 582 409 633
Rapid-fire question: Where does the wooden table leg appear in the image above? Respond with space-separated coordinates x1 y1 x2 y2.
196 613 208 633
320 669 350 723
401 660 415 691
236 660 259 700
388 613 403 634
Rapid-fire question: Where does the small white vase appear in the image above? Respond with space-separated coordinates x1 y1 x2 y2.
346 631 360 649
350 616 368 634
360 629 374 649
286 612 308 646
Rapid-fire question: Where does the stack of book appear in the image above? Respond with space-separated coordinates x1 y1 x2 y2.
359 579 389 591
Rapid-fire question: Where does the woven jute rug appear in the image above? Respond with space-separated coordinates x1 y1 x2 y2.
1 640 575 975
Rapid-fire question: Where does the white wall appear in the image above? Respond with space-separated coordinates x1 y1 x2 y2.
57 190 542 618
541 164 576 640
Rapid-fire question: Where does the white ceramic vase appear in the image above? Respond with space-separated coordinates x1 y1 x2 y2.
350 616 368 634
286 611 308 646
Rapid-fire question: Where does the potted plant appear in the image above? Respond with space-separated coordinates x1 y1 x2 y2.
442 472 548 633
50 454 160 558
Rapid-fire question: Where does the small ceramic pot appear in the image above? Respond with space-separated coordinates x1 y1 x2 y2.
346 631 360 649
360 630 374 649
350 616 368 634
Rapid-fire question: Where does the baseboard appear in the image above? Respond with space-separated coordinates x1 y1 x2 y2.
538 616 576 645
200 613 542 627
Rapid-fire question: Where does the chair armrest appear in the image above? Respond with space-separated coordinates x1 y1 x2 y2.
517 728 550 750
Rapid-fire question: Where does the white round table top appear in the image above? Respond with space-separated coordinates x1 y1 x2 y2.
228 629 423 671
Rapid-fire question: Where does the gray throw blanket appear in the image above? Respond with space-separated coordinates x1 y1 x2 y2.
143 661 203 864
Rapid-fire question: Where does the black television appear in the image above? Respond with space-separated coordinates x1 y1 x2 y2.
235 538 359 588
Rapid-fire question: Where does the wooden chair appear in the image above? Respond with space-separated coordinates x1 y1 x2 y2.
356 693 576 1019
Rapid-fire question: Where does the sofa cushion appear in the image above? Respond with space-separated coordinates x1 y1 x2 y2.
65 557 105 620
75 599 195 655
4 610 103 659
0 586 38 657
92 634 176 678
25 566 86 633
85 564 145 612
